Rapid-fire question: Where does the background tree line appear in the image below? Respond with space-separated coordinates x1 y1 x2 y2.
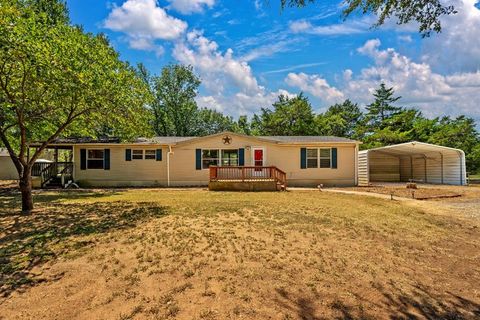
141 64 480 174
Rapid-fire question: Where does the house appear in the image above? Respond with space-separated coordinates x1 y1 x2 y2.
27 132 361 189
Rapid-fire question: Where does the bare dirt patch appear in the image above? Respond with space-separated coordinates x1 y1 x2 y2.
1 189 479 319
345 183 480 200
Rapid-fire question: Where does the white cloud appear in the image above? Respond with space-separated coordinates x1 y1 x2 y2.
196 90 297 116
289 17 370 35
342 39 480 119
173 30 262 95
421 0 480 73
285 72 344 104
172 30 296 115
128 37 165 56
240 40 298 62
233 89 296 114
167 0 215 14
262 62 328 75
104 0 187 51
397 35 412 43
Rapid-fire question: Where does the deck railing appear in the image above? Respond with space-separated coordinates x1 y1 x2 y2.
32 162 74 187
209 166 287 187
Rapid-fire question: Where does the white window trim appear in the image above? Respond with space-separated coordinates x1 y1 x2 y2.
132 149 144 160
144 149 156 160
305 148 332 169
87 148 104 170
202 148 240 170
319 148 332 169
306 148 318 169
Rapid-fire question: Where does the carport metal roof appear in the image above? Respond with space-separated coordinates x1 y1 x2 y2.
364 141 464 158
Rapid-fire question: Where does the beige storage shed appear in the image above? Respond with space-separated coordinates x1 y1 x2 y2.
0 149 18 180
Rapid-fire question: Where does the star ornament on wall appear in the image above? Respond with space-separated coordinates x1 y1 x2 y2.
222 135 232 145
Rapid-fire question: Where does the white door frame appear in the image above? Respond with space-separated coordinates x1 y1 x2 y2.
251 147 266 177
251 146 266 166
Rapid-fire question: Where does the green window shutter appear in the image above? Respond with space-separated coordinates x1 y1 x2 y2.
125 149 132 161
331 148 337 169
195 149 202 170
300 148 307 169
156 149 162 161
104 149 110 170
238 148 245 166
80 149 86 170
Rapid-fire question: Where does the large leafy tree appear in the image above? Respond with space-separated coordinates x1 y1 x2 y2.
252 93 316 135
281 0 456 36
0 0 150 213
427 116 480 172
193 108 236 136
149 64 201 136
316 99 362 138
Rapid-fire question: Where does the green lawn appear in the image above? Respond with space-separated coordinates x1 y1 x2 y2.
1 188 479 319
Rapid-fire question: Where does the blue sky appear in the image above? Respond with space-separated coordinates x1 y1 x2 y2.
66 0 480 123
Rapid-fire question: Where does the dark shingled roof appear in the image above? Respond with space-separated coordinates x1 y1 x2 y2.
135 137 196 144
32 137 121 145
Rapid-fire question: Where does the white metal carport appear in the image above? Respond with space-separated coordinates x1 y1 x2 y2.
358 142 467 186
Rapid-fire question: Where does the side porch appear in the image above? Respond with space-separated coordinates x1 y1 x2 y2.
29 144 74 189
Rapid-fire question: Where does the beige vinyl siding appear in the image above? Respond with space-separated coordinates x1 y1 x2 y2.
0 156 18 180
73 145 167 187
168 135 255 186
71 134 358 187
169 134 356 187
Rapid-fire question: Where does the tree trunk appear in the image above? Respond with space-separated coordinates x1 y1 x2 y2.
19 169 34 214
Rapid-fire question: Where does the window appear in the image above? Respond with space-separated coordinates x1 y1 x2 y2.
132 150 143 160
306 148 318 168
87 149 104 169
145 150 156 160
320 148 331 168
221 149 238 166
202 149 219 169
305 148 332 168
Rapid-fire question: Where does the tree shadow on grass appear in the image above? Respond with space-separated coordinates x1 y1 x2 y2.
273 284 480 319
0 200 168 298
377 283 480 320
1 186 123 217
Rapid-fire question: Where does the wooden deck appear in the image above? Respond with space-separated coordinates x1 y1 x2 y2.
209 166 287 191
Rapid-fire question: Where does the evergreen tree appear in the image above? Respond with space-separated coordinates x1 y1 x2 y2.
365 83 402 128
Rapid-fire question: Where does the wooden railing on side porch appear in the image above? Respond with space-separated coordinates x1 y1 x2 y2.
209 166 287 188
32 162 74 187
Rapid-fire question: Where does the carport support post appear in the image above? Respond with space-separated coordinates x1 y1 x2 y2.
440 153 444 184
459 151 463 185
424 156 427 183
410 156 413 181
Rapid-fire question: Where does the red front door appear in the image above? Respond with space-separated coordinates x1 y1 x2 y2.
254 149 263 167
253 148 264 172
